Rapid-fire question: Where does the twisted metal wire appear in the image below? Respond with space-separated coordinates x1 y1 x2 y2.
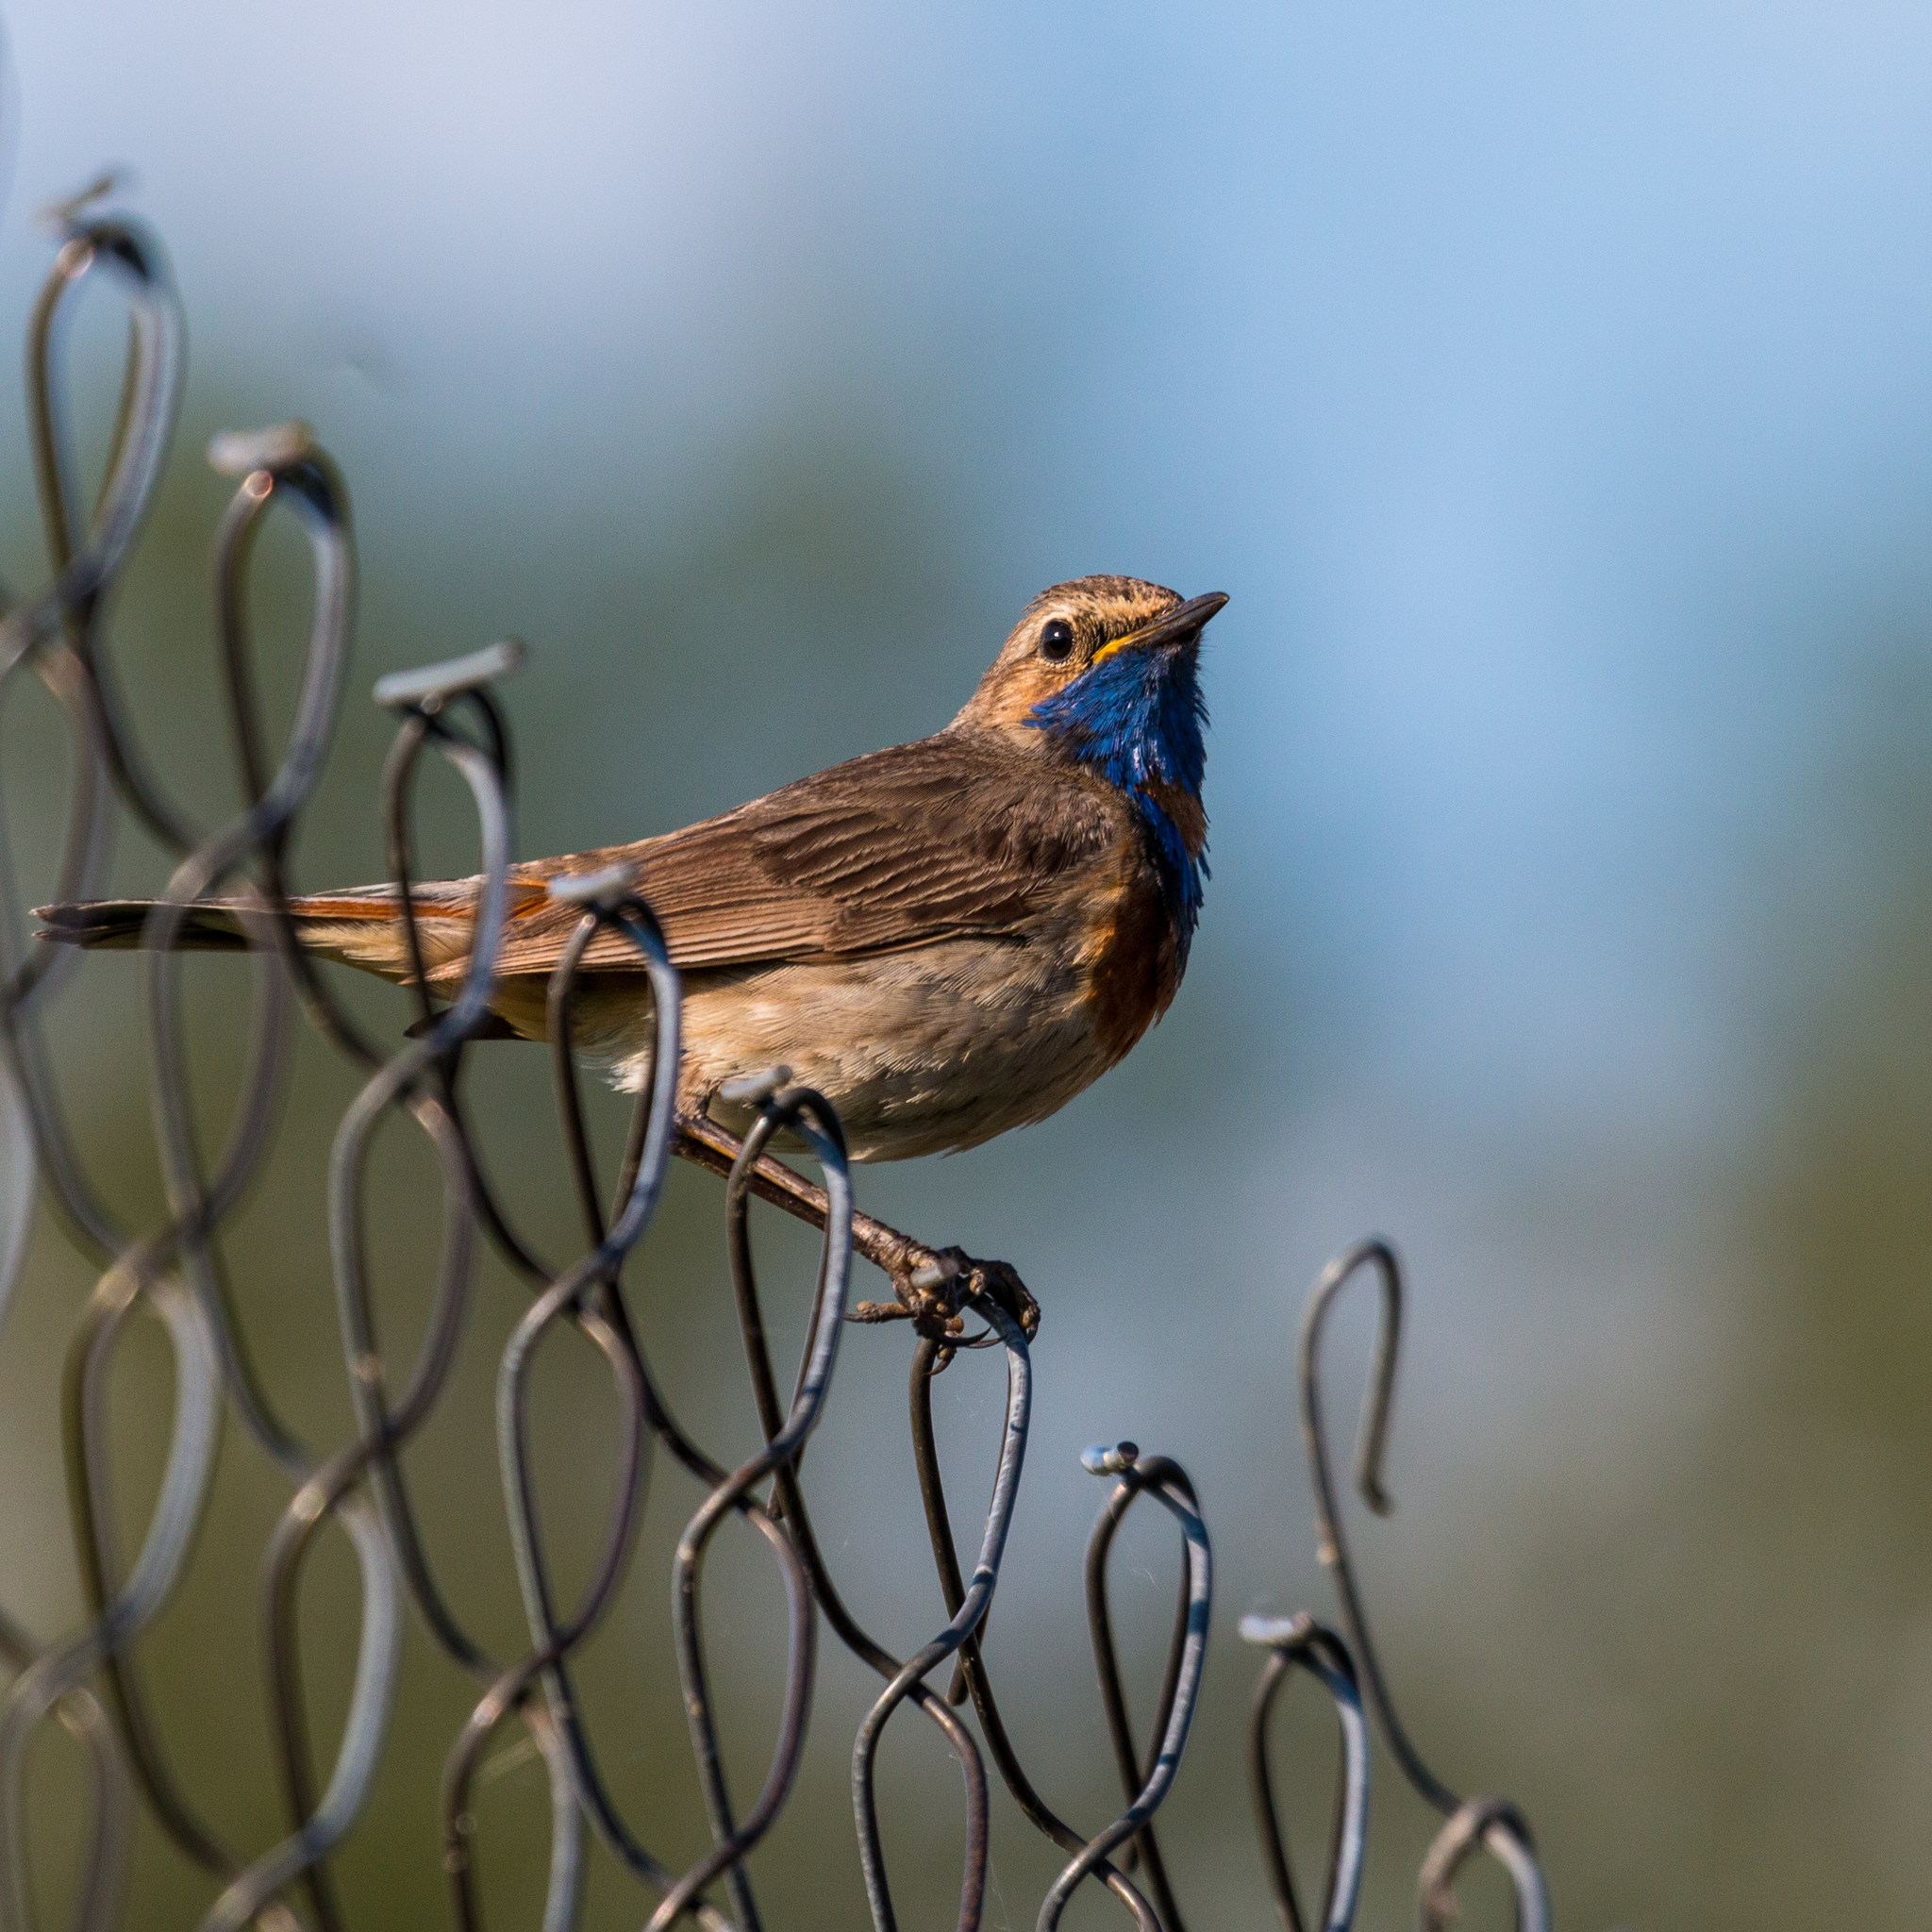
1296 1240 1553 1932
0 166 1567 1932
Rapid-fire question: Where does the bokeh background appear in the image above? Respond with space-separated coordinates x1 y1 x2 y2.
3 3 1931 1926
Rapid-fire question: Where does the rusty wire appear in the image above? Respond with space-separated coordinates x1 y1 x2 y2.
0 174 1558 1932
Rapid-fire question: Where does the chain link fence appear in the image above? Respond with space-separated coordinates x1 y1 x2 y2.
0 177 1552 1932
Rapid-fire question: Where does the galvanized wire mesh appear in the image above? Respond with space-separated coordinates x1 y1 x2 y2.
0 179 1555 1932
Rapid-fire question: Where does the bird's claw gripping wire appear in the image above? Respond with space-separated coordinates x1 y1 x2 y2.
852 1245 1041 1367
674 1092 1042 1353
848 1251 963 1340
954 1251 1040 1341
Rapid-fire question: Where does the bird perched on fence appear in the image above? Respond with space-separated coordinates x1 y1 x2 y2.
38 575 1226 1169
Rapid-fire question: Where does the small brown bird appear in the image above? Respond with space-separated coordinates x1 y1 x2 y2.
39 575 1225 1170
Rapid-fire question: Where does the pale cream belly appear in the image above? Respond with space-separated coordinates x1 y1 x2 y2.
547 934 1124 1162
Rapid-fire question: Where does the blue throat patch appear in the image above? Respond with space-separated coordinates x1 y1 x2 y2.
1026 645 1209 965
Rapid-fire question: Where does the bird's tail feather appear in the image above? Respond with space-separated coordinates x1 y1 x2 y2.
35 898 257 951
33 888 442 969
39 878 546 997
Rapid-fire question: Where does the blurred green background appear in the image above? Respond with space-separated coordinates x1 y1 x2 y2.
3 3 1932 1926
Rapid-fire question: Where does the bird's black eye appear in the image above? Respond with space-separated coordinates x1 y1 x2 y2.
1039 618 1074 662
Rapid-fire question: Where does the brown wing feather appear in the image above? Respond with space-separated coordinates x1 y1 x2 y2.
34 734 1124 988
475 733 1119 983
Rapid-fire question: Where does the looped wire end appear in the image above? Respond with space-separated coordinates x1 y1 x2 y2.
1418 1795 1548 1932
208 421 316 477
1081 1441 1140 1477
373 638 525 712
546 862 637 910
1238 1610 1315 1649
41 170 125 233
716 1065 793 1107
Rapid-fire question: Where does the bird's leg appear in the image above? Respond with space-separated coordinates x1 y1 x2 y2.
671 1111 1041 1344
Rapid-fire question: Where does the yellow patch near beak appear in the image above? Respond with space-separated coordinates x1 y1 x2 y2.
1085 591 1231 671
1086 625 1155 671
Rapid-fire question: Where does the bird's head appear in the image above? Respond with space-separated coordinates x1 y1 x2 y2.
952 576 1227 772
951 574 1228 957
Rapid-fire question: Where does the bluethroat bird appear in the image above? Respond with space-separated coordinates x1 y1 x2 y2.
39 575 1226 1333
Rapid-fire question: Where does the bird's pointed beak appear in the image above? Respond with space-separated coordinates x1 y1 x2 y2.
1091 591 1230 666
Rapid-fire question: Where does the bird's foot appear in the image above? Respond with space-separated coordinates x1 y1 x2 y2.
851 1250 963 1343
851 1246 1041 1367
942 1250 1041 1342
